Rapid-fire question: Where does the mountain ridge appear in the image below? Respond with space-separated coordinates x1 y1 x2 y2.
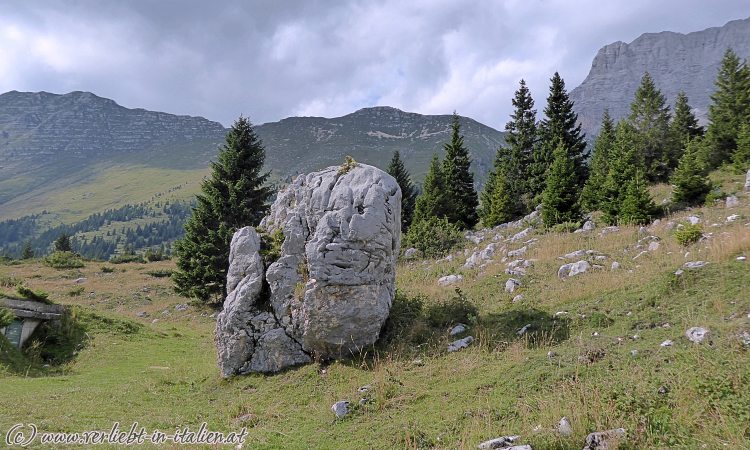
570 16 750 135
0 91 505 222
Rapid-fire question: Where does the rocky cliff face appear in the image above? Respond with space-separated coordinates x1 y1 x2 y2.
570 17 750 136
216 162 401 375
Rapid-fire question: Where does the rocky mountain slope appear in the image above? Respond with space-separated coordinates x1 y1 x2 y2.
0 91 504 222
570 17 750 135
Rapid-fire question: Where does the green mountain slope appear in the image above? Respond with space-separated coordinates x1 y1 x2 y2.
0 92 504 223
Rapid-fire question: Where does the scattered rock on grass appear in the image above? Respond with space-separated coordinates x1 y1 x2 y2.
175 304 188 311
508 246 528 258
517 324 531 336
745 169 750 191
449 324 467 336
683 261 708 269
448 336 474 352
726 195 740 208
611 261 621 270
477 435 527 449
331 401 350 418
512 294 524 303
558 417 573 436
582 428 626 450
505 278 522 293
727 214 740 222
739 331 750 347
660 340 674 347
438 274 463 286
558 260 591 279
685 327 710 343
403 248 421 259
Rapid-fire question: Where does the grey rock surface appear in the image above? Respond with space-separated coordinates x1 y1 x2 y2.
582 428 626 450
570 17 750 136
448 336 474 352
331 401 350 418
439 274 464 286
477 435 520 449
745 169 750 191
685 326 710 344
217 163 400 375
558 260 592 279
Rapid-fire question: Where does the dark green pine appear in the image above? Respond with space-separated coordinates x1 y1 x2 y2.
173 116 273 304
386 150 417 232
442 113 479 229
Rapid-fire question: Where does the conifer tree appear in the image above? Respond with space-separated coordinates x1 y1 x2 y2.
442 113 479 229
601 121 643 225
530 72 587 199
705 48 750 167
670 91 703 150
173 116 272 304
671 138 712 206
481 80 536 221
541 140 581 227
21 241 34 259
619 170 656 225
412 154 454 224
387 150 417 232
482 164 516 227
732 123 750 170
628 72 672 181
54 233 72 252
581 110 615 212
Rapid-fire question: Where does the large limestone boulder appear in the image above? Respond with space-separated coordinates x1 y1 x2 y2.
216 163 401 376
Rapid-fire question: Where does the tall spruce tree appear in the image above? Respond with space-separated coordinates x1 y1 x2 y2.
580 110 615 212
530 72 587 200
412 154 454 224
442 113 479 229
481 79 537 221
628 72 673 181
173 116 273 304
387 151 417 232
706 48 750 167
671 138 712 206
541 139 581 227
670 91 703 150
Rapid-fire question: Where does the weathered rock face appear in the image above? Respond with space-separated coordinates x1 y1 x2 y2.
216 228 311 377
570 17 750 136
216 163 401 376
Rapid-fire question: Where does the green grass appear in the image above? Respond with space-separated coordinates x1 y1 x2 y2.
0 171 749 449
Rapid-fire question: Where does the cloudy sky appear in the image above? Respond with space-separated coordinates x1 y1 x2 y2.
0 0 747 129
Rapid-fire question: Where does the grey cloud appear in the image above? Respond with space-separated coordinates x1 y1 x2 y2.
0 0 748 129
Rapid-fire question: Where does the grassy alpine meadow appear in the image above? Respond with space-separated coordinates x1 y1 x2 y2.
1 172 750 449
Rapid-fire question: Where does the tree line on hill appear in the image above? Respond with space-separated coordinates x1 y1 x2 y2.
0 201 192 260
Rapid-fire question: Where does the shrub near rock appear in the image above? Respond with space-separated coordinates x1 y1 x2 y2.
403 216 463 258
43 251 84 269
674 223 703 246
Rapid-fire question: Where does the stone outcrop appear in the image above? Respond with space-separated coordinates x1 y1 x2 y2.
216 163 401 375
570 17 750 135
